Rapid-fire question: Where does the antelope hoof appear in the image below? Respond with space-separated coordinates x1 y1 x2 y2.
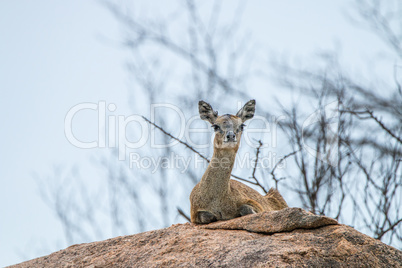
197 211 217 224
239 204 256 216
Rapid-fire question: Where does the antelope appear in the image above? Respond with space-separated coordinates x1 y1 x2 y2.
190 100 288 224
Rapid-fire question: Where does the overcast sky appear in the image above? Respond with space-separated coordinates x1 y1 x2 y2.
0 0 393 266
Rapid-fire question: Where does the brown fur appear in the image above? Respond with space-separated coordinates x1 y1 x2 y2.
190 100 288 224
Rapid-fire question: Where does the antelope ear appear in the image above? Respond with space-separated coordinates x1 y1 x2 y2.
199 100 218 124
236 100 255 122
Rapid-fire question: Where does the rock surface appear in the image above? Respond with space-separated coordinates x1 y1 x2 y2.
11 208 402 267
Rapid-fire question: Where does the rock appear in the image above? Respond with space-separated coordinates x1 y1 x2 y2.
10 208 402 267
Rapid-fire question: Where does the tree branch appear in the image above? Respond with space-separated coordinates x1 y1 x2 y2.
248 140 268 193
270 150 299 188
142 116 210 163
177 207 191 222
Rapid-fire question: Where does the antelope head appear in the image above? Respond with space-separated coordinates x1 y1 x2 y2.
198 100 255 150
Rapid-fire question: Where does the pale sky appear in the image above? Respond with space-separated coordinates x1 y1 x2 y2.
0 0 393 266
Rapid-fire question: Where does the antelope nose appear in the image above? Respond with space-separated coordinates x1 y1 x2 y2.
226 131 236 141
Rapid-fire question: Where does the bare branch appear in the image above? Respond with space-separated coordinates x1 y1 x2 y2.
177 207 191 222
364 109 402 145
271 150 299 178
142 116 210 163
248 140 268 193
341 108 402 145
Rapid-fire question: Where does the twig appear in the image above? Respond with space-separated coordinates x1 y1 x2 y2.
251 140 263 179
365 109 402 144
270 150 299 188
340 109 402 144
249 140 268 193
142 116 210 163
177 207 191 222
272 150 299 175
377 218 402 240
231 174 260 186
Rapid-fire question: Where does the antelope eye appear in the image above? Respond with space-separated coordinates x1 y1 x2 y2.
239 124 246 131
212 124 220 131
